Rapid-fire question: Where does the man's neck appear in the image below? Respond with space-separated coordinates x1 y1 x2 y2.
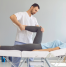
26 9 32 17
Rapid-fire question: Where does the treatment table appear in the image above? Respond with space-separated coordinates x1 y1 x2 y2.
0 48 66 67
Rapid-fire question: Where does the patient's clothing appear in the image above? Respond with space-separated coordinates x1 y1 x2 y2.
59 43 66 49
1 26 42 51
25 26 42 44
41 40 66 49
1 26 66 51
1 44 42 51
1 40 66 51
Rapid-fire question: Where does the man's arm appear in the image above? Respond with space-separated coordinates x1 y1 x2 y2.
33 47 60 52
10 14 26 30
10 14 21 27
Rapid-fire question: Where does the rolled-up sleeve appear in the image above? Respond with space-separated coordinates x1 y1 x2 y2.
14 12 23 20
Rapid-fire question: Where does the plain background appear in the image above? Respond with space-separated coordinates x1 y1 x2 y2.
0 0 66 46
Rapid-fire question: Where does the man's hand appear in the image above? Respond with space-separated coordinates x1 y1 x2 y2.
41 28 44 32
19 24 27 31
36 25 44 32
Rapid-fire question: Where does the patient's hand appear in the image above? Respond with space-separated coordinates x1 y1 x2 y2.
32 49 39 51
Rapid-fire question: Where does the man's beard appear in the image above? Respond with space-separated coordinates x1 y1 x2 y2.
31 13 34 15
31 10 34 15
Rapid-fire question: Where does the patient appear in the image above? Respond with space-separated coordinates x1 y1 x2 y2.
0 26 66 52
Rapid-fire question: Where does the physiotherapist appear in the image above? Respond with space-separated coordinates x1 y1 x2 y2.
10 3 44 67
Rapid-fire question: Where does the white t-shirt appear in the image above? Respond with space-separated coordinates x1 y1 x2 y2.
14 12 39 43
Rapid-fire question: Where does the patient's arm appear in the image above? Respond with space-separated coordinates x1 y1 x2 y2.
33 47 60 52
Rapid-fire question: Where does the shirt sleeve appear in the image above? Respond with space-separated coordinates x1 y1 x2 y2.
34 17 39 26
14 12 23 20
58 43 66 49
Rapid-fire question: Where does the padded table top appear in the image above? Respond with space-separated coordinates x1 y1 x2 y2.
0 48 66 58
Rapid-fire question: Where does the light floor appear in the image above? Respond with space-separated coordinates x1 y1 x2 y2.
0 60 66 67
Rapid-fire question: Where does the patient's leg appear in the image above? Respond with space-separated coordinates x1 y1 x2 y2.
1 44 42 51
25 26 43 44
0 26 43 51
1 26 42 51
1 46 14 50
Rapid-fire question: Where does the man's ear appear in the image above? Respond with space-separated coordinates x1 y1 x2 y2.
31 6 33 9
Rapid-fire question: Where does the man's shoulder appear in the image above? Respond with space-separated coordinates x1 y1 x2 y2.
16 11 26 14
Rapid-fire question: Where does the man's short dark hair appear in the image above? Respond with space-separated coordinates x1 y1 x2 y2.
31 3 40 9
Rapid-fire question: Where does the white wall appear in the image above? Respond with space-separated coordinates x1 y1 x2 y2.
0 0 66 45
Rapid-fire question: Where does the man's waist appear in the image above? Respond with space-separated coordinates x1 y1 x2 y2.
15 38 33 43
